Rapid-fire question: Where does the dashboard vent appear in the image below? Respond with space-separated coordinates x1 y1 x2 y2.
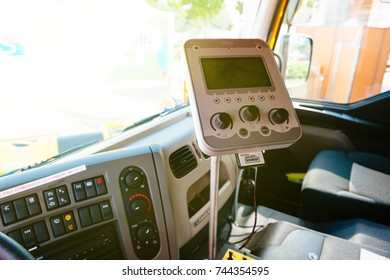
169 145 198 179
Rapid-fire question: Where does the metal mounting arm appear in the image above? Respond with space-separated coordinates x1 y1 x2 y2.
208 155 221 260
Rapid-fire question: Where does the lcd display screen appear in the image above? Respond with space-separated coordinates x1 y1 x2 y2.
200 57 272 90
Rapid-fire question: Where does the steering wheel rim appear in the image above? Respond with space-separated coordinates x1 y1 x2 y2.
0 231 35 260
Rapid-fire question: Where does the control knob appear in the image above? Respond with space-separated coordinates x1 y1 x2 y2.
130 220 160 259
126 194 151 216
130 197 149 215
241 105 260 122
120 167 144 190
269 108 289 124
138 225 154 242
126 171 143 188
212 112 232 130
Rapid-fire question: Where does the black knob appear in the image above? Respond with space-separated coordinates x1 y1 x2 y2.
125 171 143 188
242 105 260 122
130 197 149 215
213 112 232 129
270 108 289 124
138 225 154 241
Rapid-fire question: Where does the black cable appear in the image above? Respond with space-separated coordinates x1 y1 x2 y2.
231 224 264 229
231 225 263 245
229 225 264 237
239 175 258 250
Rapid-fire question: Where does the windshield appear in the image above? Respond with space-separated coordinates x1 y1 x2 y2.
0 0 251 174
2 0 389 175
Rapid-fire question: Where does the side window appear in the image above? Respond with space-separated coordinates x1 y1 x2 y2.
275 0 390 104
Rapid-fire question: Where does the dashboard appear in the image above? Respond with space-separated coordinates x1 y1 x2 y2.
0 109 237 260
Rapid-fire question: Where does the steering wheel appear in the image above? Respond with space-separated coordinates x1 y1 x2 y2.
0 231 35 260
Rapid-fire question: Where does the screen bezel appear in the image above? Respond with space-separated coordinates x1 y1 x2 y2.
199 55 275 94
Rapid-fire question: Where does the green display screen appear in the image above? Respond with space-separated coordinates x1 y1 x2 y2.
201 57 272 90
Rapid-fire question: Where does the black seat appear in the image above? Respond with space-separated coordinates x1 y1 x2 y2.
301 150 390 225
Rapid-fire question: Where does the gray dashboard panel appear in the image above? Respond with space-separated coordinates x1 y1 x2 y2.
0 145 175 259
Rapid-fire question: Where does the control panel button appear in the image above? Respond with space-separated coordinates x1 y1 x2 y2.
260 125 271 135
63 212 77 233
95 177 107 196
33 221 50 243
1 202 17 225
56 186 70 206
90 204 103 224
14 198 29 220
73 182 87 201
21 225 37 248
100 201 113 220
25 194 42 216
50 215 66 237
84 179 97 198
239 128 249 138
78 207 92 227
8 230 24 245
44 189 59 210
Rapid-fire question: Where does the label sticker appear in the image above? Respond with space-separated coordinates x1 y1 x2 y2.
235 151 265 168
222 248 255 260
0 165 86 199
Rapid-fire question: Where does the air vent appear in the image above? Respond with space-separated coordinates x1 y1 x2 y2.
169 145 197 179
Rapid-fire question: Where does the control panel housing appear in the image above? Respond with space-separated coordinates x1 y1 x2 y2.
184 39 301 156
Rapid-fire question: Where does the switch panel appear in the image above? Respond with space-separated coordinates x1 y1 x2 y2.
119 166 160 259
1 194 42 226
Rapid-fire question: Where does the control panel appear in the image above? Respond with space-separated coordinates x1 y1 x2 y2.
184 39 301 156
0 174 113 255
0 146 172 260
119 166 160 260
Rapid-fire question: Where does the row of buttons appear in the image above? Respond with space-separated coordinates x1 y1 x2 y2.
50 211 78 237
8 220 49 248
1 175 107 227
72 176 107 202
212 94 276 104
48 200 113 238
6 200 113 249
1 194 41 226
43 185 70 211
78 200 113 228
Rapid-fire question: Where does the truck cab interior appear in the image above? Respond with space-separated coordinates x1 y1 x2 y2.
1 0 389 261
